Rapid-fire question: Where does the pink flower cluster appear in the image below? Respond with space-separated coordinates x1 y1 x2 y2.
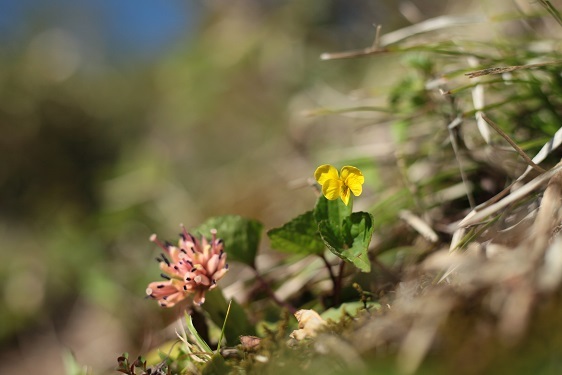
146 226 228 307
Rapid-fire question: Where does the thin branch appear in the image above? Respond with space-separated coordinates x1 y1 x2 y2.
465 60 562 78
448 116 476 209
481 113 546 173
372 24 382 49
320 15 484 60
252 267 296 314
459 162 562 227
474 181 515 211
319 254 338 291
333 261 346 306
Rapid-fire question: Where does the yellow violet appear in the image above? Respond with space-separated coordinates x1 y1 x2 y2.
314 164 364 205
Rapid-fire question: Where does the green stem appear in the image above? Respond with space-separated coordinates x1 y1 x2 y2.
540 0 562 27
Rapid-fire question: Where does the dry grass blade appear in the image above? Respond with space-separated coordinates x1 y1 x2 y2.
481 113 546 173
449 226 466 252
448 116 476 208
516 125 562 183
321 15 484 60
529 166 562 242
538 237 562 292
465 60 562 78
458 162 562 227
467 57 492 144
493 168 562 341
470 122 562 214
399 210 438 243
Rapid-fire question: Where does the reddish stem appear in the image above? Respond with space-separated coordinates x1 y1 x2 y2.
333 260 346 306
252 267 297 314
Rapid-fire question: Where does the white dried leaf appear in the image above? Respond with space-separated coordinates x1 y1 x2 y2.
289 309 327 340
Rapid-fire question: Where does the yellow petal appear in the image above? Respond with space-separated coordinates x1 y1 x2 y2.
322 179 342 200
341 166 364 196
314 164 339 185
346 175 364 196
340 185 351 205
340 166 364 182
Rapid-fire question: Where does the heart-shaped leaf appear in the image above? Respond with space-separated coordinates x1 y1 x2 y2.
313 196 352 238
341 212 374 272
195 215 262 268
318 212 373 273
267 210 325 255
203 288 255 344
318 220 344 252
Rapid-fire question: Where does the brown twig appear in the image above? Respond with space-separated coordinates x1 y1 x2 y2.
319 254 338 293
465 60 562 78
320 23 387 60
332 260 346 306
321 15 483 61
481 113 546 174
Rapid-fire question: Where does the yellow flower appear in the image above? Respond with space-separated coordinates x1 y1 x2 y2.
314 164 364 205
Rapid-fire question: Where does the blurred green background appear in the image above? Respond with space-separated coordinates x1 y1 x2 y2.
0 1 465 373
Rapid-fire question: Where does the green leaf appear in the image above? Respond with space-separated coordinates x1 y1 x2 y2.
318 220 344 253
313 196 352 237
185 313 213 354
341 212 374 272
318 212 374 273
267 210 325 255
202 352 231 375
62 349 87 375
320 301 381 322
144 341 179 367
195 215 262 267
203 288 255 344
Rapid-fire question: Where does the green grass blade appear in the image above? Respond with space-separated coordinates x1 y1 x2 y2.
217 300 232 352
540 0 562 27
185 312 213 354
